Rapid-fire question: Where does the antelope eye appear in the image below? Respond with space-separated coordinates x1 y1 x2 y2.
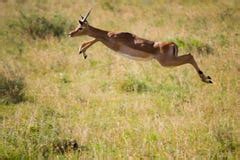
78 28 83 30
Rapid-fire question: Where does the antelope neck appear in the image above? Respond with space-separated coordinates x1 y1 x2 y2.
87 25 109 41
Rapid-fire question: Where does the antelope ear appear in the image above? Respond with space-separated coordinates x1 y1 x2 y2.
79 20 83 24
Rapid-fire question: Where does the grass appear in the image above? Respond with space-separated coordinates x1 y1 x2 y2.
0 0 239 159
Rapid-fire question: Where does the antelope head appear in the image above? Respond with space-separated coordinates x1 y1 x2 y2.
68 9 92 37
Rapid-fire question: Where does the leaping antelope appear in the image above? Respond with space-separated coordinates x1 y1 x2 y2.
68 10 212 83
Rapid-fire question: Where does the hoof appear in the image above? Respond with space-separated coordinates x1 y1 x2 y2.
199 72 212 84
201 75 213 84
79 49 86 55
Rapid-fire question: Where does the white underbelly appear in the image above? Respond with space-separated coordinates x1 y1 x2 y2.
116 45 154 61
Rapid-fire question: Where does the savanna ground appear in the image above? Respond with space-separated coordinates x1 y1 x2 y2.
0 0 239 159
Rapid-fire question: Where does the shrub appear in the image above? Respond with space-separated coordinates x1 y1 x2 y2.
8 12 73 39
0 63 25 104
101 1 115 11
120 75 152 93
214 34 229 46
212 122 238 159
172 37 213 55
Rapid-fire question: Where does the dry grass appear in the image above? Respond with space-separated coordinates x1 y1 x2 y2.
0 0 239 159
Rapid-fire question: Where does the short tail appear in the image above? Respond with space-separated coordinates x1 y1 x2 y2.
172 42 178 57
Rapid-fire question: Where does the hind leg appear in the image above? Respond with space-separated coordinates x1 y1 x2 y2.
156 43 212 83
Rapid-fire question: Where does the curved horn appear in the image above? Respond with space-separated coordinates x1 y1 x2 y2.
82 8 92 22
79 15 84 24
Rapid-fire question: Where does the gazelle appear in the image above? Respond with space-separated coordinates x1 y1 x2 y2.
68 10 212 83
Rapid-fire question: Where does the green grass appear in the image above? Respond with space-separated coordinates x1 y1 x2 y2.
0 0 239 159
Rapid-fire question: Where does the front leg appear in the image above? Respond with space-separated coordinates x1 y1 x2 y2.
79 44 88 59
79 39 98 59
